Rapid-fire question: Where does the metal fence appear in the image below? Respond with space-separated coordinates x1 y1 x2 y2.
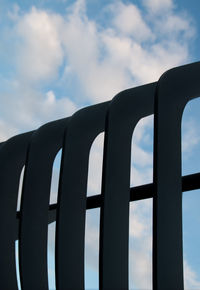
1 62 200 290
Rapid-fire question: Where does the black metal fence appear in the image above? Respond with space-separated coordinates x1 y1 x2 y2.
1 62 200 289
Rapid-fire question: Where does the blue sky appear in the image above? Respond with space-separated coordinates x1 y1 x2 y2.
1 0 200 289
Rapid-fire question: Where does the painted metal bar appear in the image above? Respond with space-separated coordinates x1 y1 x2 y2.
153 61 200 290
19 118 69 290
55 102 108 290
99 83 156 289
0 133 32 290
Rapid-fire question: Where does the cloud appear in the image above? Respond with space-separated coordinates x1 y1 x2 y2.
182 119 200 154
160 14 195 39
0 6 77 142
0 85 77 142
130 115 153 186
85 209 100 269
50 166 60 205
0 119 18 141
16 7 64 84
142 0 174 13
132 115 153 144
39 90 76 121
0 0 195 142
54 0 194 101
129 239 152 289
131 144 153 168
184 260 200 289
87 133 104 196
111 2 154 41
60 0 131 102
130 165 153 187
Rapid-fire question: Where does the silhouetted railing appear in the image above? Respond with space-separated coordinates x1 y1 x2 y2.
1 62 200 289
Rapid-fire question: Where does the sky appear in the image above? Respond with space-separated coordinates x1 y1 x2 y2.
0 0 200 289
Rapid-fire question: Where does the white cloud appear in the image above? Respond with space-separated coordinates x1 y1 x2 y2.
129 199 153 289
0 6 79 142
129 243 152 289
111 2 154 41
129 202 149 239
49 0 194 101
131 165 153 187
127 41 189 84
142 0 174 13
87 133 104 196
16 7 64 84
0 119 18 141
131 144 153 167
132 115 153 144
130 115 153 186
184 260 200 289
0 88 76 142
50 167 60 205
85 209 100 269
0 0 194 139
40 90 77 120
182 119 200 156
161 14 195 39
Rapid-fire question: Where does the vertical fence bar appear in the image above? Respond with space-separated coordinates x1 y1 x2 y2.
100 83 155 289
55 102 108 290
153 62 200 290
0 133 32 290
19 118 69 290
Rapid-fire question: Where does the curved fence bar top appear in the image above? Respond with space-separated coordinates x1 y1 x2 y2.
0 132 33 290
153 61 200 290
100 83 156 290
19 118 69 290
56 101 109 290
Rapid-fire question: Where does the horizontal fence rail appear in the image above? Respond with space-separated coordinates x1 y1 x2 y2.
0 61 200 290
14 171 200 225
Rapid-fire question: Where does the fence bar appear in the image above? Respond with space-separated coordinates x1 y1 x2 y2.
55 102 108 289
153 62 200 290
19 118 69 290
0 133 32 290
99 83 156 289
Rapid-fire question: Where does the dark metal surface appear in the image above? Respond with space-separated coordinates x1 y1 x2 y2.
55 102 108 289
153 62 200 290
1 62 200 290
19 118 69 290
0 133 32 290
99 83 156 289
